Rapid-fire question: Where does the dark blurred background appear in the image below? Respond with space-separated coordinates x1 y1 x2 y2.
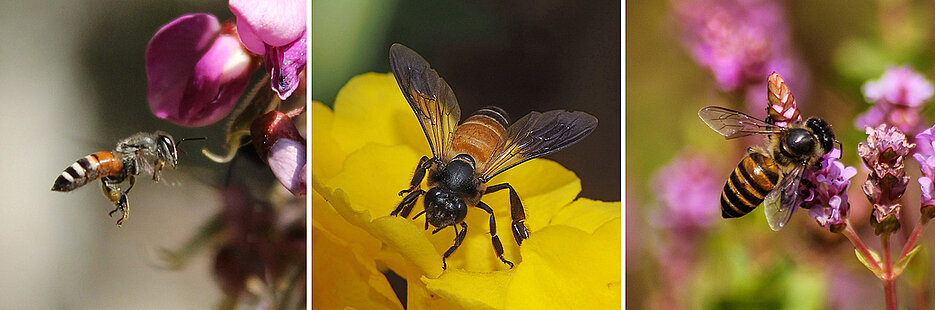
313 0 621 201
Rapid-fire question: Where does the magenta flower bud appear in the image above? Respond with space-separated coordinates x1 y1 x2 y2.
251 111 306 196
146 14 254 127
230 0 307 100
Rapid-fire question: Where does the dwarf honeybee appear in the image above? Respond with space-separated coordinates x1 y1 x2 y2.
51 131 202 227
388 44 598 269
698 106 836 230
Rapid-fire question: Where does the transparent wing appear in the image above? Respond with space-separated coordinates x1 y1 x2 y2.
698 106 785 139
481 110 598 181
763 164 805 231
389 43 461 159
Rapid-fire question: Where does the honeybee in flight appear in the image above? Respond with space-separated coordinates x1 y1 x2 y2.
698 106 836 230
387 43 598 269
51 131 202 227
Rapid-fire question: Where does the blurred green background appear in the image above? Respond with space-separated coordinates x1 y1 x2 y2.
627 0 935 309
312 0 621 201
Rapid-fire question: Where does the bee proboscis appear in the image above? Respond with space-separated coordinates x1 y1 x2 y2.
388 43 598 269
51 131 202 227
698 106 836 231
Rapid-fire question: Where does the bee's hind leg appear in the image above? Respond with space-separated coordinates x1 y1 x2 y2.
101 178 131 227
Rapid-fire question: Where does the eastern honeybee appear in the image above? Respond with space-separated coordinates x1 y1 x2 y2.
51 131 202 227
698 106 836 230
388 43 598 269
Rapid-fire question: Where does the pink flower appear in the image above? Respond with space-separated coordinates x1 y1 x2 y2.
855 66 934 135
146 14 254 127
230 0 307 100
651 153 720 232
859 124 915 234
251 111 306 196
801 148 857 232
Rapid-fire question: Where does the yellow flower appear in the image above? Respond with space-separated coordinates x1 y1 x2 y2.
312 72 621 309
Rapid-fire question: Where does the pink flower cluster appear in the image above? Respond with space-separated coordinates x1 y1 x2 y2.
855 66 934 136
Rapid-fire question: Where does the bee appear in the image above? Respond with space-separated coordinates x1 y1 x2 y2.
51 131 202 227
388 43 598 269
698 106 836 230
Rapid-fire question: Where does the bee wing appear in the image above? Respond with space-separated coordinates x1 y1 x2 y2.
480 110 598 181
698 106 785 139
389 44 461 159
763 164 805 231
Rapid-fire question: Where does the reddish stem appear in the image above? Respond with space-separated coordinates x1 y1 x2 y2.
898 218 928 261
843 222 881 270
882 233 897 310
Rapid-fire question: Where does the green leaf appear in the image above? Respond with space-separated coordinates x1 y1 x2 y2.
894 245 922 276
854 248 883 278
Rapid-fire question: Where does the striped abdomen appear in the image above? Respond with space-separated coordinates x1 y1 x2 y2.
51 151 123 192
720 152 781 218
450 107 510 168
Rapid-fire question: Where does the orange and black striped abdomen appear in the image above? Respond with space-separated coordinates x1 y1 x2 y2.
51 151 123 192
720 152 781 218
450 107 510 167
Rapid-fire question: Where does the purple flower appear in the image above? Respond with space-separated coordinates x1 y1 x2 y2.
914 125 935 218
230 0 307 100
859 124 915 234
651 153 720 231
251 111 306 196
146 14 254 127
675 0 808 105
856 66 933 135
801 148 857 232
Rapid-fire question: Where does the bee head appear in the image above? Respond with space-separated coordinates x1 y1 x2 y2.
424 187 468 229
154 131 179 168
806 118 835 154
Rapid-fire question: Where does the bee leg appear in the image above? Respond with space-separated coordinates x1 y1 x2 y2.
411 210 429 230
486 183 529 246
124 175 136 193
399 156 432 196
152 161 165 182
101 179 130 227
476 201 514 268
441 222 467 270
391 189 424 218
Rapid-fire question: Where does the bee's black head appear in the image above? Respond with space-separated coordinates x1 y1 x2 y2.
154 131 178 168
806 118 835 154
424 187 467 229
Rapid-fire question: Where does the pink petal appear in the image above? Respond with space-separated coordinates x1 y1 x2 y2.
235 17 266 55
266 31 306 99
229 0 306 48
268 138 306 196
146 14 252 127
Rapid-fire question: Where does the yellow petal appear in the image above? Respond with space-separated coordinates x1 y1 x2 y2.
504 220 621 310
311 101 347 178
422 270 513 310
549 198 621 233
486 159 581 232
330 72 430 155
311 188 381 257
311 220 403 310
407 276 465 310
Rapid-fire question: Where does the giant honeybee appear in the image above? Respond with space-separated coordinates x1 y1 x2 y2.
698 106 836 230
388 43 598 269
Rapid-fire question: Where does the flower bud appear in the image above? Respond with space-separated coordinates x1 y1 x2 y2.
146 14 255 127
251 111 306 196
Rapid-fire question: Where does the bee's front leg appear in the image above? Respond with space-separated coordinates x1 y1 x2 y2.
399 156 433 196
152 161 165 182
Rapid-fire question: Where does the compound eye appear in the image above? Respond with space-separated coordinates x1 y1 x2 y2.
784 130 815 156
